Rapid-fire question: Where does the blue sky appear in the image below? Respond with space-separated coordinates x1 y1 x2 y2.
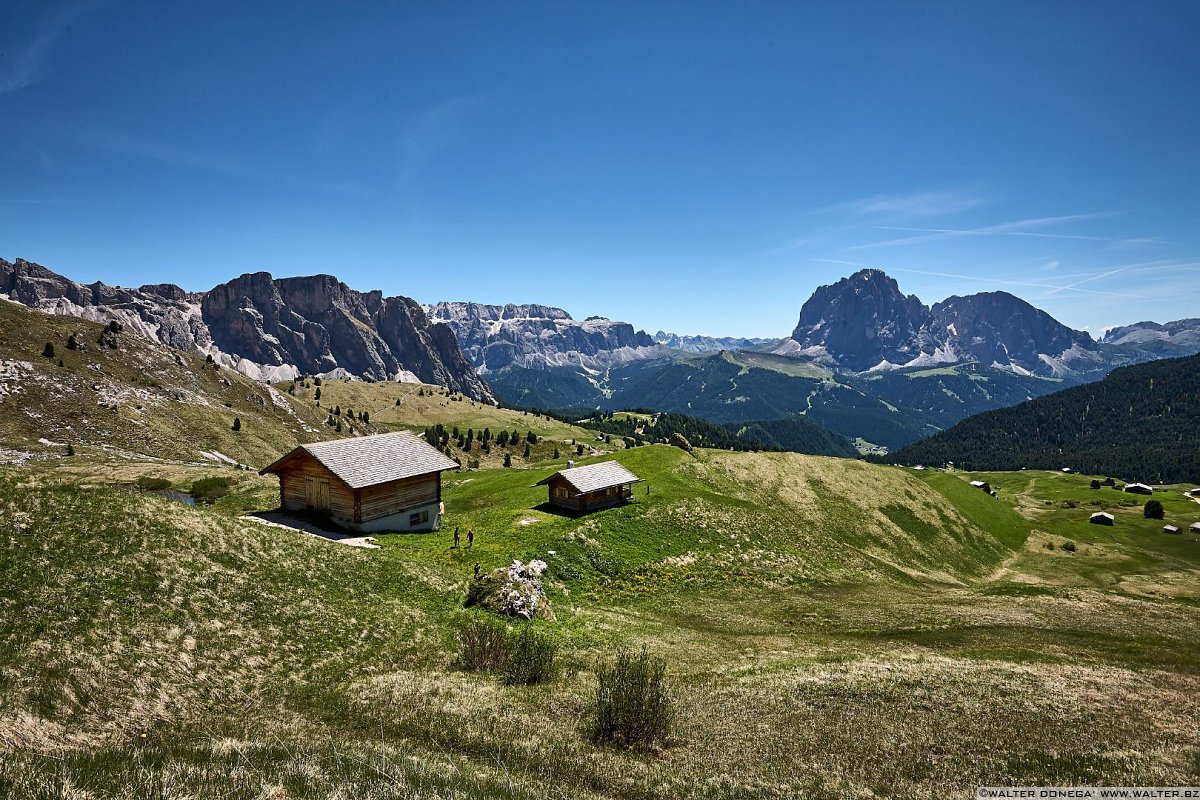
2 1 1198 338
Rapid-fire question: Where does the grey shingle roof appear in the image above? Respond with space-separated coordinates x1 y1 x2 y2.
263 431 458 489
535 460 641 493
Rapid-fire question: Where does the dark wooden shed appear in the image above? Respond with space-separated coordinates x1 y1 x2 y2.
535 461 641 513
260 431 458 532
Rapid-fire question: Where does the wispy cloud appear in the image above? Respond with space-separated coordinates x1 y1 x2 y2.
830 187 988 218
844 212 1122 251
397 95 486 186
0 2 96 98
64 127 368 195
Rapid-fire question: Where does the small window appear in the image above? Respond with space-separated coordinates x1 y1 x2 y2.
409 510 429 526
555 487 568 499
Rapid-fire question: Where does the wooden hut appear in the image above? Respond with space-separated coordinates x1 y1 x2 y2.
1163 525 1181 535
1191 522 1200 534
260 431 458 532
535 461 641 513
1124 483 1153 495
969 480 991 493
1089 511 1115 526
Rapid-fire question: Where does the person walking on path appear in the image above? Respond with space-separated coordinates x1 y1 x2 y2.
473 562 481 578
467 529 475 548
453 527 460 548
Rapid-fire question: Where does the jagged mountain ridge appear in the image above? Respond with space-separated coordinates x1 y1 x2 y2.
0 257 494 401
424 301 660 372
653 331 773 353
782 269 1109 377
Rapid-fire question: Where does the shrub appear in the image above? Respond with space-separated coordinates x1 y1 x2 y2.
66 333 78 350
503 625 558 685
42 342 55 358
589 647 672 749
190 476 233 502
65 443 75 457
1144 500 1165 519
1062 540 1077 552
135 476 172 491
458 616 508 672
1090 480 1101 490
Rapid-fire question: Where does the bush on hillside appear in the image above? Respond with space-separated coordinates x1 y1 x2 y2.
190 476 233 502
1144 500 1165 519
503 625 558 685
42 342 55 358
589 647 673 750
458 615 508 672
135 476 173 491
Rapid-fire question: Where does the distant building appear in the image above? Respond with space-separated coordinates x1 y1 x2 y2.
260 431 458 532
1191 522 1200 534
536 460 641 513
1187 488 1200 497
1061 467 1074 474
1163 525 1181 535
1089 512 1115 526
969 480 992 493
1124 483 1154 495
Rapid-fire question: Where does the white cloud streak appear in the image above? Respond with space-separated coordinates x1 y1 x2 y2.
844 212 1124 251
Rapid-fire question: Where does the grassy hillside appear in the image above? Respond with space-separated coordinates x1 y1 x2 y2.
284 378 610 468
3 445 1199 796
889 353 1200 482
0 298 330 467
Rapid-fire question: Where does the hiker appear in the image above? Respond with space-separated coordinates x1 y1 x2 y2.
467 529 475 548
473 562 481 578
453 527 460 548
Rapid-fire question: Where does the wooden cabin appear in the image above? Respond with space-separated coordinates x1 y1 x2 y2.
1089 512 1115 526
1191 522 1200 534
969 480 991 493
535 461 641 513
1124 483 1153 495
260 431 458 532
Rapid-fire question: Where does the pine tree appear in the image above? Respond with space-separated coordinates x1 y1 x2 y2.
42 342 55 358
66 333 78 350
504 453 512 467
335 419 343 432
314 388 322 400
523 443 531 458
66 443 75 457
232 417 241 431
553 447 560 459
526 431 537 444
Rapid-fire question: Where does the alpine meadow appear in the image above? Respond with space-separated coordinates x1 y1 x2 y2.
3 3 1200 798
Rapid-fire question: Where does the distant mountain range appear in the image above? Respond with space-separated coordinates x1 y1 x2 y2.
5 256 1200 453
886 352 1200 483
423 302 660 372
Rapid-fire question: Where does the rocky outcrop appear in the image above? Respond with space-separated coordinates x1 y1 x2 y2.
425 301 660 372
1 257 494 400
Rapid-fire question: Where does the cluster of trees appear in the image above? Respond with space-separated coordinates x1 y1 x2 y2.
886 353 1200 483
422 424 538 461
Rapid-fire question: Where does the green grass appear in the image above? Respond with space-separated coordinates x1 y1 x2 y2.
2 448 1199 797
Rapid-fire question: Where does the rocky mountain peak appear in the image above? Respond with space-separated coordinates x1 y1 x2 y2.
790 269 933 371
